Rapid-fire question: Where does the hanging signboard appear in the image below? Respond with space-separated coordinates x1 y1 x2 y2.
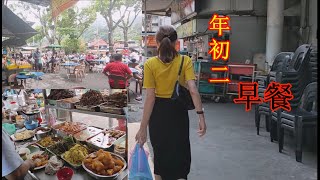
171 0 196 25
176 20 196 39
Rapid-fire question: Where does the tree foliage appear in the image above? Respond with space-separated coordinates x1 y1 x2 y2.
116 0 141 47
95 0 128 52
56 5 96 44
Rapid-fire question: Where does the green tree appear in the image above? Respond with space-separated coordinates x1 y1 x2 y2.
116 0 141 47
26 26 45 46
62 36 80 54
95 0 128 52
56 5 96 45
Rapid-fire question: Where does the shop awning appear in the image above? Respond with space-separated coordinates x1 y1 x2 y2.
2 5 38 40
142 0 173 16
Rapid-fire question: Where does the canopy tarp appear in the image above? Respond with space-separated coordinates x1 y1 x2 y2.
142 0 173 16
2 5 38 40
2 37 27 47
45 44 63 48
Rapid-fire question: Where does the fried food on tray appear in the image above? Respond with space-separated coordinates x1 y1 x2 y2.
37 136 61 147
55 122 85 135
63 144 88 165
84 149 124 176
32 154 49 167
107 130 126 139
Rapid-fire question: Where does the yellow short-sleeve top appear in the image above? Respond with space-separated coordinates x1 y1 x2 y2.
143 55 196 98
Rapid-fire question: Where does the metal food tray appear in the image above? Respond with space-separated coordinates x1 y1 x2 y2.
82 152 127 179
72 126 104 143
56 97 80 109
75 104 97 112
60 143 92 169
98 103 125 115
52 122 87 137
46 141 76 157
35 136 62 149
85 130 126 150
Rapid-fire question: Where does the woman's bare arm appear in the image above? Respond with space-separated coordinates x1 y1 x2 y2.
140 88 156 129
187 80 203 111
135 88 156 146
187 80 207 137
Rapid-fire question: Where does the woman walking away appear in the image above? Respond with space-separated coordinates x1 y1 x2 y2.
135 25 207 180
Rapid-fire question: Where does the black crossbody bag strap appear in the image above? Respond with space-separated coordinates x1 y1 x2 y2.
177 55 184 81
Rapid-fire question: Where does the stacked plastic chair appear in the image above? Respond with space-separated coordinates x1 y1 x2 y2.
278 82 317 162
255 52 293 135
268 44 313 143
309 49 317 82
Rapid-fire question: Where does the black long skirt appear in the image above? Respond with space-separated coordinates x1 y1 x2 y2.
149 97 191 180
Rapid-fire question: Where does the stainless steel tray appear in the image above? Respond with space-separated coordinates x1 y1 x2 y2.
35 136 62 149
56 97 80 109
98 103 125 115
52 122 87 137
60 143 92 169
75 104 97 112
72 126 104 143
82 152 127 179
85 130 126 150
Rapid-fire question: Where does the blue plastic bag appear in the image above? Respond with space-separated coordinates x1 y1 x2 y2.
128 144 153 180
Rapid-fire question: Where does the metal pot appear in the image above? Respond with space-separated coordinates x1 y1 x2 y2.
34 127 52 140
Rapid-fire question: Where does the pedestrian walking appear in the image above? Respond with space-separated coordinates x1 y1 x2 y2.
135 25 207 180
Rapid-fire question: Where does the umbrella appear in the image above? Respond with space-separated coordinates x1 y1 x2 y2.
2 5 38 40
45 44 62 48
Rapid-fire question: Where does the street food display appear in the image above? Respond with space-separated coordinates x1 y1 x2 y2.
53 122 86 135
47 89 76 100
83 150 126 177
79 90 104 106
87 129 126 149
36 136 62 148
62 144 89 167
13 129 35 141
31 153 49 169
2 89 128 179
73 126 103 142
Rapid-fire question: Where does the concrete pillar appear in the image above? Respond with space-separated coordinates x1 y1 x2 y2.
265 0 284 66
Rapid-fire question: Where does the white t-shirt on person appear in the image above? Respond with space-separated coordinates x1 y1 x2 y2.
2 129 24 177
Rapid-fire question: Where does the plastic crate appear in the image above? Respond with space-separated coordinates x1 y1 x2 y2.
198 81 215 94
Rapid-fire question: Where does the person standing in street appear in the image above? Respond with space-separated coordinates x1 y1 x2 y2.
33 48 41 72
135 25 207 180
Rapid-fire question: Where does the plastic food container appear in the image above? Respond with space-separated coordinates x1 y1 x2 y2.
24 121 39 130
57 167 74 180
35 127 52 140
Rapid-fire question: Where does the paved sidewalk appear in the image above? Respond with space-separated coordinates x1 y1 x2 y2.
127 92 317 180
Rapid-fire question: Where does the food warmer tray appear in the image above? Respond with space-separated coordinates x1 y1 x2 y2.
85 130 126 150
35 136 62 149
56 96 80 109
97 103 125 115
72 126 104 143
52 122 87 137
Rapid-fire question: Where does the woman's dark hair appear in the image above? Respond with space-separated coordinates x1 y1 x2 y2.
156 25 178 63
